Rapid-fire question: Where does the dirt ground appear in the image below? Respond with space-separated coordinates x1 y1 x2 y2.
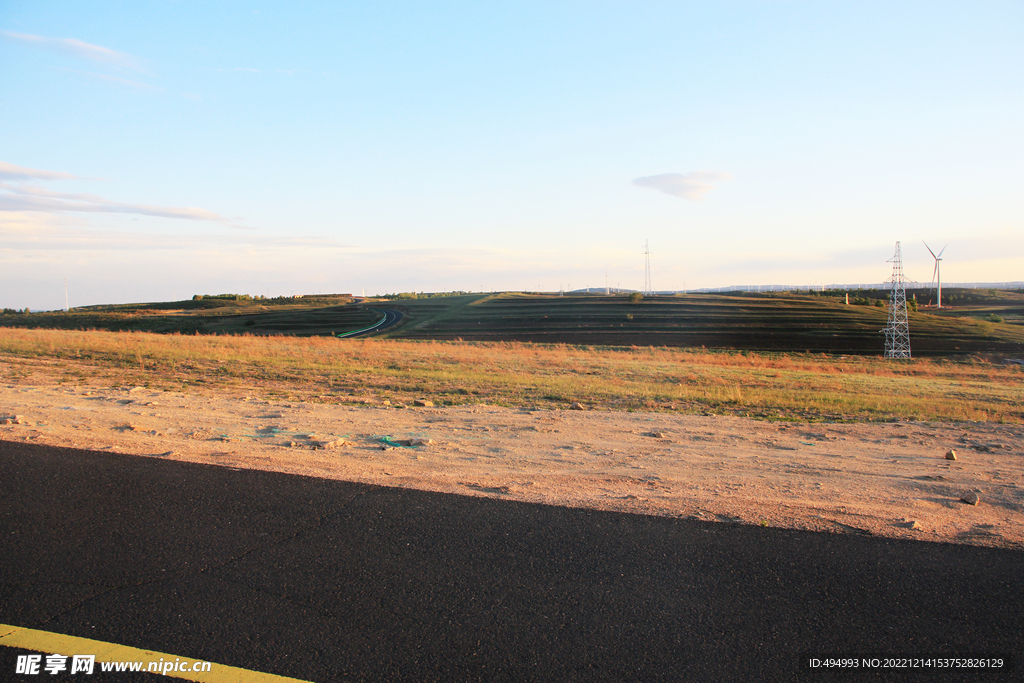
3 379 1022 549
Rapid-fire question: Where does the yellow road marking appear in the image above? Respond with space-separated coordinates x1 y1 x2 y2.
0 623 314 682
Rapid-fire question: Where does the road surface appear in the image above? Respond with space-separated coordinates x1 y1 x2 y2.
1 440 1020 681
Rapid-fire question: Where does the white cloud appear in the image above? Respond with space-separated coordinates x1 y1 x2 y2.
1 30 146 73
0 161 77 182
632 171 733 201
0 161 247 228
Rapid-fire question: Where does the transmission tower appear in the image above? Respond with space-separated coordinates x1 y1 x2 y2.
643 240 652 295
884 241 912 359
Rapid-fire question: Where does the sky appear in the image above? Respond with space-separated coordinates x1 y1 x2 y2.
2 1 1022 309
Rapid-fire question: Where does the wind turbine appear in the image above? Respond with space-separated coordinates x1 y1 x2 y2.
923 241 946 308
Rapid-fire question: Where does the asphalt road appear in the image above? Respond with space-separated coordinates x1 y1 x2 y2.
344 309 402 337
1 440 1021 682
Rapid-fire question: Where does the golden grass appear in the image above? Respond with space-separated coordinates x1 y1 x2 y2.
1 327 1021 423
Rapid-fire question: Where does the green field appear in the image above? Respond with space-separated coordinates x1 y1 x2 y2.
3 289 1023 358
0 295 382 337
381 290 1024 357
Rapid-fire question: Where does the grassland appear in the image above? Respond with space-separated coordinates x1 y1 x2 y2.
5 289 1023 357
2 327 1021 424
916 287 1024 326
381 290 1024 357
0 295 381 336
2 289 1021 423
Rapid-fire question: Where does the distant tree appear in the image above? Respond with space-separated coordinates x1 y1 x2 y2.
628 292 643 304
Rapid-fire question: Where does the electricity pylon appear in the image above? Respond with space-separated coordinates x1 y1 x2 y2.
885 241 911 359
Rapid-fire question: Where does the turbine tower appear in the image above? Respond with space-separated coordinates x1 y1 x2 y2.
643 240 652 296
885 241 911 359
923 241 946 308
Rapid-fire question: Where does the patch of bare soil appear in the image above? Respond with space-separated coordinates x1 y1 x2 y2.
3 379 1022 549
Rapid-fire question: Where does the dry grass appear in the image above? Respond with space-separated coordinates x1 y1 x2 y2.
1 327 1021 423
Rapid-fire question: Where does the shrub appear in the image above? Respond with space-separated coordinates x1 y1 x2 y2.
628 292 643 304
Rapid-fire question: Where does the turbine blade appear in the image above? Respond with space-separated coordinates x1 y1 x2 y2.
923 240 937 259
932 262 938 286
937 244 947 258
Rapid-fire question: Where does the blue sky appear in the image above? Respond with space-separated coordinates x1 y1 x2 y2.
2 1 1022 309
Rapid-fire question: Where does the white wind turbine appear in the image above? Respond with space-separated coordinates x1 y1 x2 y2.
923 241 947 308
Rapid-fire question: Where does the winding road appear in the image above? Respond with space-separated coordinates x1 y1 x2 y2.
337 308 403 338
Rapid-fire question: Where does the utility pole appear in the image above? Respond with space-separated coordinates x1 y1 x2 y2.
643 240 652 296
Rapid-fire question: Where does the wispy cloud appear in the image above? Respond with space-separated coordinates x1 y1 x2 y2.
0 161 77 182
1 30 147 73
61 69 163 92
632 171 732 201
0 161 247 228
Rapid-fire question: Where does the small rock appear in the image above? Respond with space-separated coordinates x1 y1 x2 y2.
945 449 957 460
128 386 146 394
960 491 980 506
407 438 433 447
314 438 350 450
413 399 434 407
569 402 585 410
1 415 26 425
649 431 666 439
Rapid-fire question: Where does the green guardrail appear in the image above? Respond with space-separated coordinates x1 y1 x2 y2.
335 310 388 338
